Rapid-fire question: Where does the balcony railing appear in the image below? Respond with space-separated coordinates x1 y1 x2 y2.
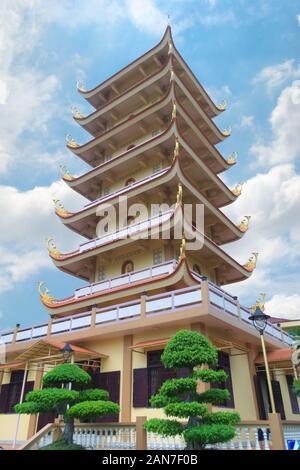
79 209 173 253
0 282 293 348
84 166 168 209
75 260 177 299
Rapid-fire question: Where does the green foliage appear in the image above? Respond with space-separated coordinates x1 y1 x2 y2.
68 400 120 420
161 330 218 368
203 412 240 426
38 439 85 451
193 369 228 383
159 378 197 396
144 418 183 436
145 330 240 449
286 326 300 337
43 364 91 386
184 424 236 446
293 380 300 396
15 401 48 415
165 402 208 418
26 388 79 408
197 388 230 406
77 389 109 402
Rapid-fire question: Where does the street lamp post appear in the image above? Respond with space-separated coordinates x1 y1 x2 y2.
249 305 276 414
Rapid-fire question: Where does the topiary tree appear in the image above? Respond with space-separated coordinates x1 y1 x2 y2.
15 363 119 448
144 330 240 450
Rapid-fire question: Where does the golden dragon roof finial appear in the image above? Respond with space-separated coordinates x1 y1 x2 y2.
45 237 62 259
60 164 75 181
176 183 183 206
76 80 86 92
53 198 70 217
38 281 55 304
217 99 227 111
178 237 186 262
250 293 266 313
173 137 179 160
222 125 232 137
70 105 84 119
238 216 251 233
65 134 80 149
172 101 177 119
227 151 238 165
244 252 259 272
232 182 244 197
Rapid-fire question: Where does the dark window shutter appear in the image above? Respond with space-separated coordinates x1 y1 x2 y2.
176 368 190 378
214 352 235 408
253 375 266 420
133 368 148 408
23 381 34 400
271 380 286 420
97 371 120 422
0 384 10 413
286 375 300 414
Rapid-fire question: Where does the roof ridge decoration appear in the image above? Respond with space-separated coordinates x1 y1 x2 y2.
76 80 86 92
38 281 55 304
178 237 186 262
238 216 251 233
222 125 232 137
53 198 72 218
232 182 244 197
172 100 177 119
250 292 266 313
173 136 180 160
70 105 84 119
45 237 62 259
243 252 259 272
216 99 227 111
60 164 75 181
176 182 183 206
66 134 80 149
227 152 238 166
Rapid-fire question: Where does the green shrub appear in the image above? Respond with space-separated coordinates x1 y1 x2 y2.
43 364 91 386
68 400 120 420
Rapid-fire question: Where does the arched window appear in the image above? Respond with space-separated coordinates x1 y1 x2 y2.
193 264 202 276
122 260 134 274
125 177 136 186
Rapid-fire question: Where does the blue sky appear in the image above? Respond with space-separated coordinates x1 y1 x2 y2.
0 0 300 332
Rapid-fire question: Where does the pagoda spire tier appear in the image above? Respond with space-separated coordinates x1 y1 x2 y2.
55 157 244 244
67 83 230 172
74 57 226 145
77 27 223 119
63 123 237 208
47 203 252 286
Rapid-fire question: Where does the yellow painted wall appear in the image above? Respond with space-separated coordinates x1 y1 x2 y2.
273 371 300 421
229 348 257 420
0 414 30 443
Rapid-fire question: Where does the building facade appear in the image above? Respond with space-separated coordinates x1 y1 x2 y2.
0 26 298 447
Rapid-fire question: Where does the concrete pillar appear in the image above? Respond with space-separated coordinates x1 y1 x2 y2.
268 413 285 450
200 276 209 310
136 416 147 450
120 335 133 422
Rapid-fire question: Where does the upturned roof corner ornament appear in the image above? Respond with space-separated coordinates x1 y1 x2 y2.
173 137 180 160
170 67 174 82
176 183 183 206
250 293 266 313
60 164 75 181
53 198 70 217
70 105 84 119
227 151 238 165
65 134 80 148
38 281 55 304
232 182 244 197
238 216 251 233
217 99 228 111
76 80 86 92
223 125 232 137
244 252 259 272
168 41 173 55
178 238 186 262
172 101 177 119
45 237 62 258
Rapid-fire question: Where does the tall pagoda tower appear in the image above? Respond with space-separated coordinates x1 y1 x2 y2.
42 26 256 318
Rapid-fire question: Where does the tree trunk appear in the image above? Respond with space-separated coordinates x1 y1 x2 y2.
63 416 74 445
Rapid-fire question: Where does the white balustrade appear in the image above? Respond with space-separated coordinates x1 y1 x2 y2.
147 431 185 450
73 425 136 449
283 423 300 449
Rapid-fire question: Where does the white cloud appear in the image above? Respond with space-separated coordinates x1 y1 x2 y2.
125 0 167 36
251 83 300 166
253 59 300 92
297 14 300 27
0 180 85 294
240 115 254 128
265 294 300 320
